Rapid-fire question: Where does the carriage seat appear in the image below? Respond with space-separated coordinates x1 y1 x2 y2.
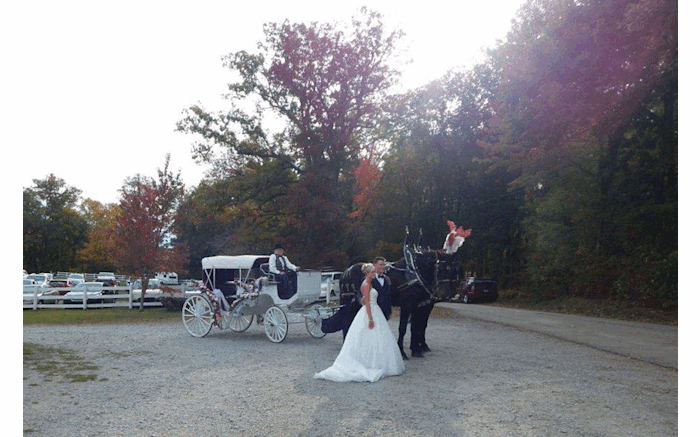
260 263 299 301
259 263 278 283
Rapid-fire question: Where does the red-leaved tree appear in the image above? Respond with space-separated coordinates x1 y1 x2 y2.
115 156 188 310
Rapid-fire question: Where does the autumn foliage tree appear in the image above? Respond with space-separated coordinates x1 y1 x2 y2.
114 156 188 309
76 199 120 273
177 8 404 265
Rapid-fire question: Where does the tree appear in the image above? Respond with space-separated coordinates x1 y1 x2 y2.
114 156 188 310
368 67 524 281
23 174 88 272
76 199 120 273
177 8 404 265
482 0 677 302
484 0 676 187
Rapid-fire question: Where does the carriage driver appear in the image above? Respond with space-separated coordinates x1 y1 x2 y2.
269 243 299 299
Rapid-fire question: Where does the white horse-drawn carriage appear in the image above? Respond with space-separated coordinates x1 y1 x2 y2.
182 255 335 342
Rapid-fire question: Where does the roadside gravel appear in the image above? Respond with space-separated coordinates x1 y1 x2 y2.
23 309 677 436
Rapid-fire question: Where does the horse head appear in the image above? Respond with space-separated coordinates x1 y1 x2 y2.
388 249 463 303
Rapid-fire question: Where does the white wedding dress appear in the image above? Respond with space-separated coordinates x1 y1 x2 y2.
314 288 405 382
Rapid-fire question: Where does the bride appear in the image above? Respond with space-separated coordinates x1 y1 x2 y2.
314 263 405 382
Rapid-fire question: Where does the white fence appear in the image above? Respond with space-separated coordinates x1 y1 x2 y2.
22 285 195 310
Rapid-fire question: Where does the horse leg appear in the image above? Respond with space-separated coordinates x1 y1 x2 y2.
419 302 434 352
397 306 410 360
410 305 425 357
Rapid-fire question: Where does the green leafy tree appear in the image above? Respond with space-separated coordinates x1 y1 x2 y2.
483 0 677 303
173 162 294 277
23 174 87 272
370 68 524 282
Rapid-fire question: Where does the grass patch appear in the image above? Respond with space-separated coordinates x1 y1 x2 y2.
23 343 101 383
23 307 181 325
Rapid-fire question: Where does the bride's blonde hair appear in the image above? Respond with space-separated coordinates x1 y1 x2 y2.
361 263 375 275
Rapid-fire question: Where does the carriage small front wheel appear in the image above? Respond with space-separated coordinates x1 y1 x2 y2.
182 294 214 337
228 307 254 332
263 305 288 343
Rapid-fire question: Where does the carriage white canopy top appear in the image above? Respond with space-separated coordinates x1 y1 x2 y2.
201 255 270 270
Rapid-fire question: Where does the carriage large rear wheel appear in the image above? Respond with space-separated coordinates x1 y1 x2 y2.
305 303 326 338
182 294 214 337
264 305 288 343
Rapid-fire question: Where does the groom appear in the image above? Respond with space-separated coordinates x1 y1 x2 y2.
370 257 392 320
352 257 392 327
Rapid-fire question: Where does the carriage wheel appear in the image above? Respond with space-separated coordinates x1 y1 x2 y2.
263 306 288 343
182 294 214 338
305 304 326 339
228 309 254 333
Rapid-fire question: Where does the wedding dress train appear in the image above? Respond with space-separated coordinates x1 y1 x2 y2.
314 288 405 382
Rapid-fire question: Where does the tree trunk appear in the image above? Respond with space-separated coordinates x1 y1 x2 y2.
140 274 147 311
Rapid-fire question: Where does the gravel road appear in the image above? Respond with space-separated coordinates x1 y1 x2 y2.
23 306 677 436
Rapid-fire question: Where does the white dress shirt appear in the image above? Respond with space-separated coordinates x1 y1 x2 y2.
269 253 298 274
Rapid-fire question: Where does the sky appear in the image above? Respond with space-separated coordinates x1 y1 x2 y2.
6 0 528 205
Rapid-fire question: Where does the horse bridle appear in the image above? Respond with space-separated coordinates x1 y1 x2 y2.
391 228 436 300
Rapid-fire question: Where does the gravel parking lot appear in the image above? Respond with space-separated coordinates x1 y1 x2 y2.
23 307 677 436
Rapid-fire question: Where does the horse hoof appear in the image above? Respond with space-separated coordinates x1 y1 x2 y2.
412 351 424 358
401 352 409 360
422 345 432 353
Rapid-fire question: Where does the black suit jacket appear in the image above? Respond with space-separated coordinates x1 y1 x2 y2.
372 275 392 319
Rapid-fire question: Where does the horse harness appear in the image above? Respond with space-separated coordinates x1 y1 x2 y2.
387 249 459 307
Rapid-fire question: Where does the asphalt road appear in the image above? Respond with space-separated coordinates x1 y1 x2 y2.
439 302 678 369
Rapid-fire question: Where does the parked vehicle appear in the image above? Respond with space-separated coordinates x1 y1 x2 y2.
48 279 79 295
63 282 108 304
156 272 178 285
23 270 28 279
23 280 44 305
26 274 51 288
67 273 85 283
132 279 163 302
457 277 498 303
320 271 342 300
97 272 117 286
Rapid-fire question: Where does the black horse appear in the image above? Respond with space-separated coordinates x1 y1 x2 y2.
324 230 463 359
385 247 463 359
